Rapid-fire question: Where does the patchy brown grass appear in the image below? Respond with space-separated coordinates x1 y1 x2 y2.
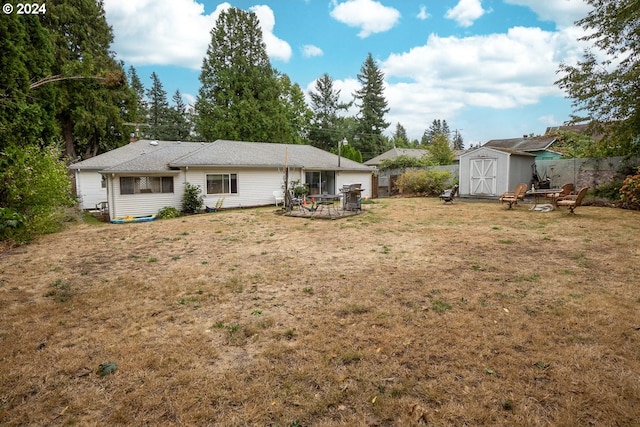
1 198 639 426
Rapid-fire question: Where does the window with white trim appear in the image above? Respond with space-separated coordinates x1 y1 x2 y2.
206 173 238 195
120 176 174 195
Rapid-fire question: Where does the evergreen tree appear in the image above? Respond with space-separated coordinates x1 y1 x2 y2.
278 74 312 144
308 73 351 151
452 129 465 151
146 72 170 139
195 7 289 142
556 0 640 156
42 0 135 159
353 53 390 160
127 65 147 136
0 8 57 149
168 90 192 141
423 119 451 145
391 123 410 148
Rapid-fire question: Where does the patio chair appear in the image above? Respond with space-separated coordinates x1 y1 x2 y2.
439 184 459 204
545 183 574 204
556 187 588 214
273 190 285 207
499 183 528 209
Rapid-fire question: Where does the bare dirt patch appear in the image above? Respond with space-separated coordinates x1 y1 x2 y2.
1 198 639 426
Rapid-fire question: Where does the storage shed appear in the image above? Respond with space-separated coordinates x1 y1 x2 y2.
458 147 535 197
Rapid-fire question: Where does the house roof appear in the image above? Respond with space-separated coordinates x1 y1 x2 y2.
172 139 371 171
70 139 373 174
483 136 557 152
363 147 429 166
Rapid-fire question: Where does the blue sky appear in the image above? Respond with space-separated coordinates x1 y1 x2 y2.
103 0 593 147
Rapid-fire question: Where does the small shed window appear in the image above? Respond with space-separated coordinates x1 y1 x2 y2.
120 176 174 195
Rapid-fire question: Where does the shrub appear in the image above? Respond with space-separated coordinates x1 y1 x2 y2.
157 206 181 219
0 144 73 241
0 207 26 240
182 182 204 214
379 154 430 171
395 169 451 196
593 181 623 201
620 167 640 210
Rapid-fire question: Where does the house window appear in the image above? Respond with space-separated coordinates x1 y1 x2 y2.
206 173 238 195
101 175 107 189
120 176 174 195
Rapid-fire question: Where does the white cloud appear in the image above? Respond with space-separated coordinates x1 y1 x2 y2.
302 45 324 58
445 0 485 28
103 0 291 69
330 0 401 38
250 5 292 62
417 5 430 20
503 0 591 29
378 26 581 139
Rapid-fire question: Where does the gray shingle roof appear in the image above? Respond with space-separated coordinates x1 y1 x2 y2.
364 148 428 166
171 140 372 171
69 139 373 173
483 136 556 152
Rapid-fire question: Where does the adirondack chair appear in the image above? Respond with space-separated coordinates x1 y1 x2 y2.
439 184 459 204
499 183 527 209
545 183 574 204
556 187 588 214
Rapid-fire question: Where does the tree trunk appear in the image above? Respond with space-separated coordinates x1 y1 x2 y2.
61 117 76 160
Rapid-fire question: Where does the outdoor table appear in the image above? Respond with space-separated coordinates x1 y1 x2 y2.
307 194 341 216
526 188 561 211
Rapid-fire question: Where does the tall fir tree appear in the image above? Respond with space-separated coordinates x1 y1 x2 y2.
42 0 135 159
127 65 147 135
353 53 390 160
452 129 465 151
308 73 351 151
146 72 170 140
195 7 290 142
168 90 192 141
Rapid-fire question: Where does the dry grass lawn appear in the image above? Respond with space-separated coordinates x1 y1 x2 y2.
1 197 639 426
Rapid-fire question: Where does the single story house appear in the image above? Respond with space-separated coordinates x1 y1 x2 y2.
458 146 535 197
483 135 562 160
70 139 374 219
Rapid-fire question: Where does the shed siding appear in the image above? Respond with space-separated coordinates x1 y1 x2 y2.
75 170 107 210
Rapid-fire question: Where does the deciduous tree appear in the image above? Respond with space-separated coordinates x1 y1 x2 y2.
556 0 640 156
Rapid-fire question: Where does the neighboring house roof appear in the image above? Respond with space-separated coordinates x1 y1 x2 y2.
70 139 373 174
364 147 428 166
460 146 535 158
483 136 557 152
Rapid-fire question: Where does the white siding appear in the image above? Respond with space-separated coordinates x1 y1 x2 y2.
336 171 373 199
75 170 107 210
106 167 372 218
108 173 184 218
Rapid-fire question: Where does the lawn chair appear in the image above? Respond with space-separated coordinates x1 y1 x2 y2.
439 184 459 204
499 183 528 209
545 183 574 205
273 190 285 207
556 187 588 214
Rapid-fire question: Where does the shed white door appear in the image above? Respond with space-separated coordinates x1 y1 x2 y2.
470 158 497 195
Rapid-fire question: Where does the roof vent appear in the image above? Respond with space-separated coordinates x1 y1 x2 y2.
149 140 159 146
